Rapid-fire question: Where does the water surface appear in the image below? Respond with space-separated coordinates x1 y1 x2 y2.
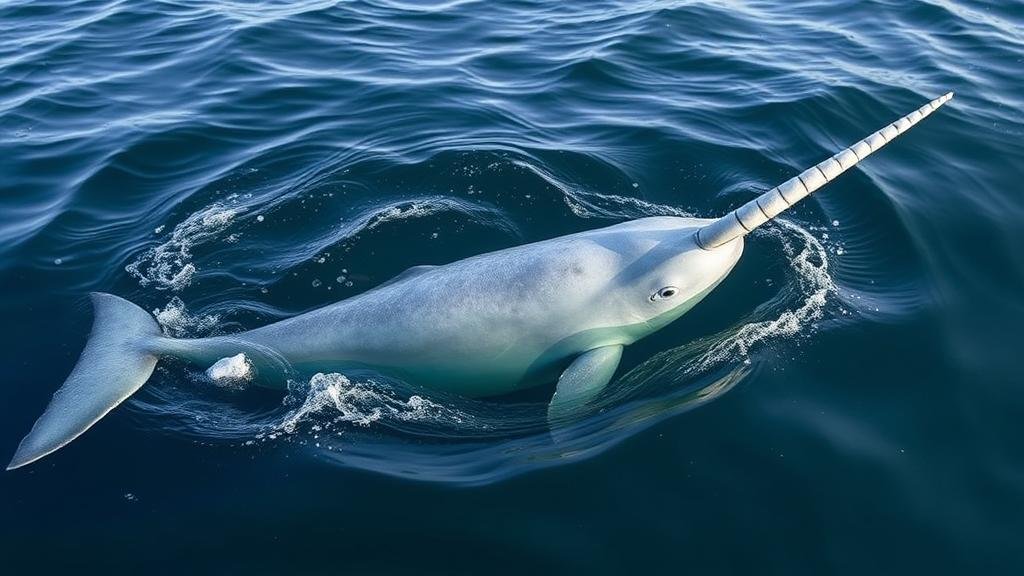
2 0 1023 573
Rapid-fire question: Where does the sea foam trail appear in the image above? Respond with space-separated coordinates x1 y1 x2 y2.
273 373 470 436
126 202 242 291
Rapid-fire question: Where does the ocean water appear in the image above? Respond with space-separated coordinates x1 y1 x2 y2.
2 0 1022 573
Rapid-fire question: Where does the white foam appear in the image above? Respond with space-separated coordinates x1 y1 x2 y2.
126 203 242 291
276 372 466 435
152 296 220 337
206 353 253 381
695 219 837 369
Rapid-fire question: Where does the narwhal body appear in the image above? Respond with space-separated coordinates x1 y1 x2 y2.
193 215 740 398
8 92 953 470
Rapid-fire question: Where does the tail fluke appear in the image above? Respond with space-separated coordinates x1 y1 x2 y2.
696 91 954 250
7 293 161 470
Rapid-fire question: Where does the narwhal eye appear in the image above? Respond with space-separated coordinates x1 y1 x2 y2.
650 286 679 301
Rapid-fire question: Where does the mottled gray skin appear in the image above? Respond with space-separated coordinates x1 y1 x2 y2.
167 216 744 397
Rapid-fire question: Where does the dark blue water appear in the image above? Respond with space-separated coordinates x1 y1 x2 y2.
3 1 1023 573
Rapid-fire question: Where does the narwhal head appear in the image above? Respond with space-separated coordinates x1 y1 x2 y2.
623 225 743 334
585 216 743 340
609 91 953 339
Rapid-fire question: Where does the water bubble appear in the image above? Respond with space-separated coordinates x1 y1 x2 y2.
256 215 265 222
312 279 322 288
53 258 63 265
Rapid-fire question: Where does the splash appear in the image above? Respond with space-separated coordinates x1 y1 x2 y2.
126 203 242 291
274 373 469 436
694 219 837 370
152 296 220 337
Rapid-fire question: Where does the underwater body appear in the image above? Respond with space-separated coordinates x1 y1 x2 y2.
2 1 1023 574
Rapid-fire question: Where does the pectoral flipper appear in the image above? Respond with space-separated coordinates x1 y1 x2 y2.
547 345 623 425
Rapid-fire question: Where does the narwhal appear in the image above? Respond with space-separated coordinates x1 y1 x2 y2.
7 92 953 470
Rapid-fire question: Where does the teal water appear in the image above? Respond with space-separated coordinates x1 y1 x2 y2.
2 1 1023 573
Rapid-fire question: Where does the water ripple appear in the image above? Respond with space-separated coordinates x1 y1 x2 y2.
1 0 1021 494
